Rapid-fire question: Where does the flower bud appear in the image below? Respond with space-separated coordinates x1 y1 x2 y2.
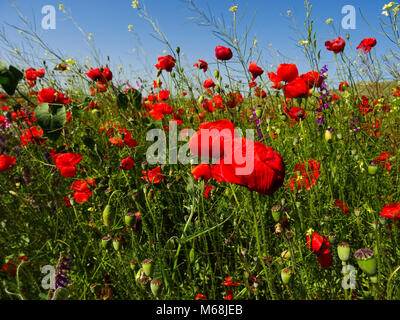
171 72 175 78
142 258 153 276
337 242 351 262
176 47 180 54
214 70 220 79
130 259 137 270
354 248 377 276
151 278 162 297
103 204 114 227
271 204 281 222
281 268 292 284
125 212 136 227
189 247 195 263
112 238 121 251
324 129 333 142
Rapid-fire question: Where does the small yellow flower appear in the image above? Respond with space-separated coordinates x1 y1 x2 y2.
118 66 123 70
253 39 258 46
299 40 309 45
14 48 19 54
131 1 139 9
287 10 292 16
163 50 167 54
18 30 23 35
88 33 93 40
229 5 238 12
58 4 64 10
128 25 133 32
326 18 333 24
382 10 390 16
233 38 238 43
65 59 76 66
393 5 400 14
383 2 396 10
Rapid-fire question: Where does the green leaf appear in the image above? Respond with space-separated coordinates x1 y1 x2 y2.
34 103 66 140
117 92 129 111
0 64 23 96
127 89 142 110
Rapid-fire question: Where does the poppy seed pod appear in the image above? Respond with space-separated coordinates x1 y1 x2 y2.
101 236 111 249
354 248 377 276
271 204 282 222
337 242 351 262
142 258 153 277
281 268 292 284
150 278 162 297
368 162 378 175
124 212 136 227
112 238 121 251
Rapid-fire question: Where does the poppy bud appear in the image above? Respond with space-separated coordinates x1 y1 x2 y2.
171 72 175 78
156 69 162 77
280 114 287 121
215 85 221 93
130 259 137 270
354 248 377 276
101 236 111 249
150 278 162 297
176 46 180 54
324 129 333 142
337 242 351 262
368 162 378 175
189 247 195 263
281 268 291 284
142 258 153 276
125 212 136 227
112 238 121 251
214 70 220 79
135 268 144 285
103 204 114 227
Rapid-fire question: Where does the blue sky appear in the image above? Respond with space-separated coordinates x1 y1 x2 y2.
0 0 396 86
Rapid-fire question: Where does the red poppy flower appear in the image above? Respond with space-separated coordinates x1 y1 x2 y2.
380 202 400 222
334 199 348 215
339 81 349 92
53 152 82 178
204 183 215 198
194 293 207 300
268 64 299 83
248 61 264 80
85 67 113 84
149 102 174 120
283 106 306 123
0 154 17 171
194 59 208 72
211 137 285 195
141 167 164 184
189 119 235 160
215 46 233 61
224 290 234 300
25 68 38 81
325 36 346 54
299 71 322 89
157 90 170 101
37 88 71 104
220 277 240 287
306 232 332 269
191 163 212 181
203 78 216 89
283 78 309 99
374 151 392 171
120 156 135 170
254 87 266 98
155 55 176 72
288 159 320 191
20 126 44 146
357 38 377 54
71 179 95 203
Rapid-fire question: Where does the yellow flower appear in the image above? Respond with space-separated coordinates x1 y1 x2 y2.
287 10 292 16
128 25 133 32
58 4 64 10
326 18 333 24
88 33 93 40
118 66 123 70
131 1 139 9
253 39 258 46
382 10 389 16
299 40 309 45
383 2 396 10
65 59 76 66
233 38 238 43
18 30 23 35
394 5 400 14
14 48 19 54
229 5 238 12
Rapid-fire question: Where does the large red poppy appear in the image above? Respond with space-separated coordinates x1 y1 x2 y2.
380 202 400 221
37 88 71 104
248 61 264 80
155 55 176 72
215 46 233 61
52 152 82 178
325 36 346 54
357 38 377 54
306 232 332 269
0 155 17 171
268 64 299 83
283 78 309 99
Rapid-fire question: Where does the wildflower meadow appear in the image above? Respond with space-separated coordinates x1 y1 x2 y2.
1 0 400 303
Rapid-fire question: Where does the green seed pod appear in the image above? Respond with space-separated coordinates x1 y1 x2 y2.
135 268 144 285
368 162 378 175
337 242 351 262
354 248 377 276
103 205 114 227
101 236 111 249
176 46 180 54
130 259 137 270
142 258 153 277
281 268 292 284
170 72 175 78
214 70 220 79
125 212 136 227
52 288 69 300
150 278 162 298
271 204 281 223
